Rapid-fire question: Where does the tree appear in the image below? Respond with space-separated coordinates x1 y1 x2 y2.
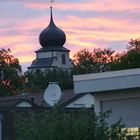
26 69 73 92
72 48 115 75
128 38 140 51
110 38 140 71
0 49 23 96
73 38 140 74
15 109 128 140
72 49 96 74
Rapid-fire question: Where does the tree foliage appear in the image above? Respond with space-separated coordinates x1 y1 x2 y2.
72 38 140 74
72 48 115 74
0 49 23 96
2 38 139 94
110 38 140 71
25 69 73 92
15 109 128 140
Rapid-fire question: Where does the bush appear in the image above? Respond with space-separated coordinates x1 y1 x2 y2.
14 108 128 140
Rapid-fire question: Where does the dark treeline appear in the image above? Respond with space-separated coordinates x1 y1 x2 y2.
26 69 73 93
0 38 140 95
15 109 128 140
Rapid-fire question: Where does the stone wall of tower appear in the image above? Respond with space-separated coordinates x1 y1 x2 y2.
52 51 73 69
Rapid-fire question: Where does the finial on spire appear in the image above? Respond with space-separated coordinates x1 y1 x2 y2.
50 0 54 24
50 0 54 8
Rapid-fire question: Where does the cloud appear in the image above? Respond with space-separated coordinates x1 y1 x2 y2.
0 0 139 71
25 0 140 12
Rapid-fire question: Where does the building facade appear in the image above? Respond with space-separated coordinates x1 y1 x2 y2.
73 68 140 128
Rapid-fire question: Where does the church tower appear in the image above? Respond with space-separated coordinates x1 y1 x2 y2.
28 7 73 71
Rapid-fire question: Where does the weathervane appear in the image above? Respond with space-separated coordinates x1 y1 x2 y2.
50 0 54 8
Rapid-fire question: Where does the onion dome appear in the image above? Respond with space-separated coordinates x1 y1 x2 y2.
39 7 66 47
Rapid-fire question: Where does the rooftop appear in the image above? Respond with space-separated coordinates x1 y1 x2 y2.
74 68 140 94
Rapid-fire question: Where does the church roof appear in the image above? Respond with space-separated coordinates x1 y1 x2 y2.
28 6 72 71
36 46 70 53
28 58 55 69
39 7 66 47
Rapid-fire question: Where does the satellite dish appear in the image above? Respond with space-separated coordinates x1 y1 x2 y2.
44 83 62 106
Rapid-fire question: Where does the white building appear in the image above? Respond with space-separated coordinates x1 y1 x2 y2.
73 68 140 128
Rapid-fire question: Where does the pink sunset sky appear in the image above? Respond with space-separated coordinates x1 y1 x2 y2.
0 0 140 71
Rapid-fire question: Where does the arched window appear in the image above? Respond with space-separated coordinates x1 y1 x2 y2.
62 54 66 64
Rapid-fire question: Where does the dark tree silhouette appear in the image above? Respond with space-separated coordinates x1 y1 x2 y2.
72 48 115 74
15 109 128 140
0 49 23 96
110 38 140 71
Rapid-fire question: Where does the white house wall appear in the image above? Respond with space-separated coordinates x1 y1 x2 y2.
66 94 94 108
74 68 140 94
73 68 140 127
16 101 32 107
94 89 140 127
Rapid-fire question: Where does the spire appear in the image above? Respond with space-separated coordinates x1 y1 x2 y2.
39 0 66 47
49 0 55 25
50 0 54 6
50 6 54 24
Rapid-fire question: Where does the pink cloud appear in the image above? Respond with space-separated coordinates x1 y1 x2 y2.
0 0 139 71
25 0 140 12
1 13 139 67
